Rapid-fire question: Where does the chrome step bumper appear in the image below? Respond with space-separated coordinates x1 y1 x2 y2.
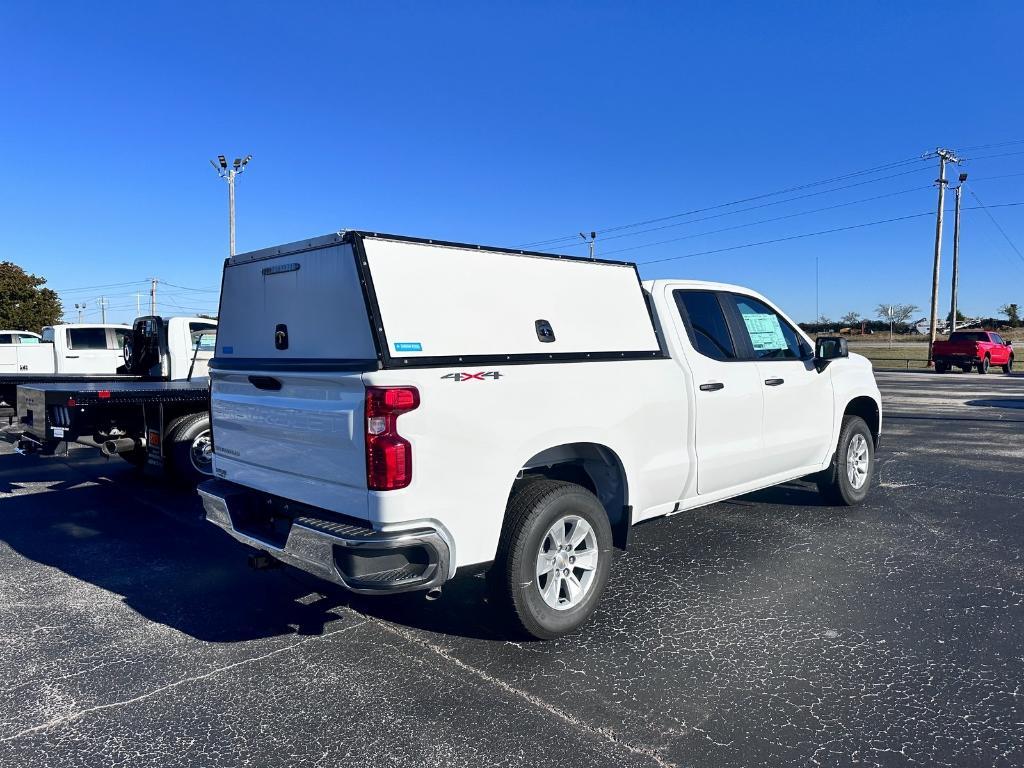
198 479 451 595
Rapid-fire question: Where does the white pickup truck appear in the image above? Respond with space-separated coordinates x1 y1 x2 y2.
0 323 131 417
199 231 882 639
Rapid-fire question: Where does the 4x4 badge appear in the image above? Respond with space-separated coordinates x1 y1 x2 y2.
441 371 502 382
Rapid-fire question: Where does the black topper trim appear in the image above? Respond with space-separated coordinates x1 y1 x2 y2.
209 358 380 373
387 350 666 368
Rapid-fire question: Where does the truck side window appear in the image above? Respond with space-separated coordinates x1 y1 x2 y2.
673 290 737 360
67 328 110 350
114 329 131 349
731 295 810 360
18 334 39 344
0 334 12 344
991 333 1004 345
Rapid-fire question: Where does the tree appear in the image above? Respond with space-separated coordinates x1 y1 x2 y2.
945 308 966 325
817 314 832 326
840 311 861 326
876 303 919 325
999 303 1020 328
0 262 62 333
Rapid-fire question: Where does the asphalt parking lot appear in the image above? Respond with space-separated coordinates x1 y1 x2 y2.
0 371 1021 767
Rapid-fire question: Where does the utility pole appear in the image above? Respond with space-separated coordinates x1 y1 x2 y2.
950 172 968 333
136 293 141 317
887 305 894 348
150 278 158 316
927 148 960 366
579 231 596 259
99 297 107 323
211 155 253 256
815 255 820 323
75 303 86 323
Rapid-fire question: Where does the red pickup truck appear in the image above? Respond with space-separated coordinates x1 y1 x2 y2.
932 331 1014 374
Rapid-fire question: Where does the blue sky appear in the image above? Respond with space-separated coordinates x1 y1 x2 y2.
1 1 1022 323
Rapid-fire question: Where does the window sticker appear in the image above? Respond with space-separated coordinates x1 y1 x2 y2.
742 313 787 352
394 342 422 352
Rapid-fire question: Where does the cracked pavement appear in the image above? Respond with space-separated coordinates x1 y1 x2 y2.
0 371 1021 766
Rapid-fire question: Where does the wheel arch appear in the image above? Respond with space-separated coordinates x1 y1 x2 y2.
844 395 881 447
508 442 632 550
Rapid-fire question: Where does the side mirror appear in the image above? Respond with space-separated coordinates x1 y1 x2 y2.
814 336 848 371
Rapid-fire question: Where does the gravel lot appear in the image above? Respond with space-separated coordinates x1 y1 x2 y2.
0 371 1021 767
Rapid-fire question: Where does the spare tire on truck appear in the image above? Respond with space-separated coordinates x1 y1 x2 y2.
165 413 213 486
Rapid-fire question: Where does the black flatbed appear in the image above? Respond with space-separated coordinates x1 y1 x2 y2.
0 373 144 408
20 378 209 406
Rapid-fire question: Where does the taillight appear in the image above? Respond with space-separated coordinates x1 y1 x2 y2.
365 386 419 491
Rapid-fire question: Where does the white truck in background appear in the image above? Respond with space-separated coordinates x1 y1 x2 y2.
0 323 131 417
199 231 882 639
16 316 218 484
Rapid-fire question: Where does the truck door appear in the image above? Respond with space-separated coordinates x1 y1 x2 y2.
726 293 834 475
673 290 766 495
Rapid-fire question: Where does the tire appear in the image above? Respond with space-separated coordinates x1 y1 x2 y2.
977 355 990 375
490 479 613 640
934 361 949 374
815 415 874 506
165 413 213 486
1004 355 1014 374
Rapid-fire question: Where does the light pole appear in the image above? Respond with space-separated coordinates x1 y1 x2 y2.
75 303 86 323
210 154 252 256
579 231 596 259
950 172 967 333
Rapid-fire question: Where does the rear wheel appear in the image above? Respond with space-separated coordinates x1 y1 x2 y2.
490 479 612 640
977 355 990 375
1004 355 1014 374
816 415 874 506
166 413 213 486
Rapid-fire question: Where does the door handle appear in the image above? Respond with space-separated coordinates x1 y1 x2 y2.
66 355 80 359
248 375 282 391
699 382 725 392
764 378 785 386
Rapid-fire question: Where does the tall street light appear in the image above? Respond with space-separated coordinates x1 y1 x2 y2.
210 154 252 256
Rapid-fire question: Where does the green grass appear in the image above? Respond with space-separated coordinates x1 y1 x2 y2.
850 345 930 369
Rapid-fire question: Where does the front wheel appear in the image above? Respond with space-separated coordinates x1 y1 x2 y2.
1004 355 1014 374
978 355 990 374
490 479 613 640
816 415 874 506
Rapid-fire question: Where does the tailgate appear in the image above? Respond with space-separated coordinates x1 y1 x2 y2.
211 371 368 515
210 237 378 516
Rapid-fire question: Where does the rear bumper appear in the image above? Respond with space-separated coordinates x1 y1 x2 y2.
198 479 452 595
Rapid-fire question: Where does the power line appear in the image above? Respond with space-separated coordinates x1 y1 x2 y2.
159 280 220 293
632 211 936 264
968 189 1024 264
555 182 934 251
590 185 933 255
519 155 929 249
959 139 1024 152
51 280 149 293
625 201 1024 265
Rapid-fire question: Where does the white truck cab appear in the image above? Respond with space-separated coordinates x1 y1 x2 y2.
199 231 881 639
1 324 129 374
